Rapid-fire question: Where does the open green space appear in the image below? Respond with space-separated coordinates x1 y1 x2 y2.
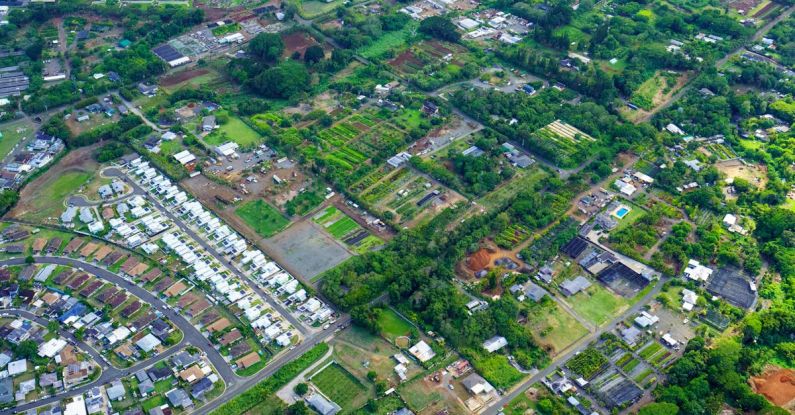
377 307 414 341
357 20 419 59
524 301 588 355
311 362 368 412
23 171 92 222
236 199 290 237
0 119 34 159
567 283 628 326
204 116 263 148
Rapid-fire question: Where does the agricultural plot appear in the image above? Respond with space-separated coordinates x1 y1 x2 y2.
310 362 369 412
702 143 735 160
387 40 478 90
588 367 644 409
614 352 655 386
637 341 676 368
312 206 382 253
204 116 263 149
567 283 629 327
566 347 608 379
354 167 465 228
533 120 596 168
495 224 531 249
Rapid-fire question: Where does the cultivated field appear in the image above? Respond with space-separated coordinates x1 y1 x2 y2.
235 199 290 238
266 220 352 280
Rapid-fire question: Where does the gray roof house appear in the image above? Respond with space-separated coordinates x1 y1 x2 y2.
560 276 592 296
523 282 547 302
307 393 341 415
106 380 126 401
0 378 12 403
166 388 192 408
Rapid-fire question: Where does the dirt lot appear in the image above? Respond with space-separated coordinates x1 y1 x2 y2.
716 159 768 188
751 367 795 408
728 0 761 12
161 68 210 87
265 220 352 280
281 32 320 58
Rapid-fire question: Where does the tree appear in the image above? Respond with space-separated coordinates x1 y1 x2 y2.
286 401 310 415
248 33 284 61
249 61 310 99
419 16 460 42
14 340 38 360
304 45 324 64
367 370 377 381
24 255 34 264
293 382 308 396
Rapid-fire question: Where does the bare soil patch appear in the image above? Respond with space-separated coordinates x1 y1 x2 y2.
716 159 768 187
161 68 210 87
751 368 795 407
281 32 319 58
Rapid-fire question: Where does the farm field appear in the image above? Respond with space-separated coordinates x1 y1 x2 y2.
533 120 596 168
235 199 290 238
312 206 383 252
566 283 628 327
310 362 369 412
354 167 465 228
524 301 589 356
357 20 419 59
204 116 262 148
476 167 549 211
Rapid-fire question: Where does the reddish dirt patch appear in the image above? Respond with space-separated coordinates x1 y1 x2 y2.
751 368 795 407
161 68 211 87
728 0 759 12
467 248 491 273
281 32 319 58
388 51 423 74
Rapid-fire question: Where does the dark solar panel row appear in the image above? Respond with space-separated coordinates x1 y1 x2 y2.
706 271 756 309
152 44 185 62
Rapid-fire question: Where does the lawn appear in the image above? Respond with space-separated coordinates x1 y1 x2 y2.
236 199 290 237
568 283 628 327
398 379 444 412
739 139 763 150
204 116 262 148
525 302 588 356
0 119 34 160
311 363 368 412
377 308 414 341
611 201 646 232
293 0 345 18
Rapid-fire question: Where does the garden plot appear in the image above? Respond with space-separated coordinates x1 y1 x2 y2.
354 167 465 228
533 120 597 168
700 143 736 160
637 341 676 368
614 351 656 387
309 362 369 412
588 367 643 410
312 206 383 253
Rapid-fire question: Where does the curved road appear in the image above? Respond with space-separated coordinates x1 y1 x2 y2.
0 256 351 415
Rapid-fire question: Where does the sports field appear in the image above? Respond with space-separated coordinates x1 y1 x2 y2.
311 363 368 411
235 199 289 237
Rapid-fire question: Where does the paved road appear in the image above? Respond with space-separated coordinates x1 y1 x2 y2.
0 257 227 414
105 168 309 335
482 277 668 415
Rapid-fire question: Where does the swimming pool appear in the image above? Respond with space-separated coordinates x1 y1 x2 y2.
615 207 630 219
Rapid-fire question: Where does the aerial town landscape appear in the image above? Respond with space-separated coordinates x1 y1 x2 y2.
0 0 793 413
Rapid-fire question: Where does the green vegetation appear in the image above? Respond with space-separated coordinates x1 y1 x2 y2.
377 308 414 341
211 343 329 415
204 116 263 148
310 363 368 412
566 347 607 379
568 284 628 326
236 199 290 237
469 353 524 389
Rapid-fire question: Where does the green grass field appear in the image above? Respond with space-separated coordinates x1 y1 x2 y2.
358 21 419 59
326 216 359 238
477 167 548 211
0 119 34 160
236 199 290 237
205 116 262 148
568 284 628 326
311 363 368 412
378 308 413 341
611 201 646 232
631 73 666 110
525 302 588 355
24 171 92 222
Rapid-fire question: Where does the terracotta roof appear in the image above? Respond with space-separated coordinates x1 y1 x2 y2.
235 352 260 369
